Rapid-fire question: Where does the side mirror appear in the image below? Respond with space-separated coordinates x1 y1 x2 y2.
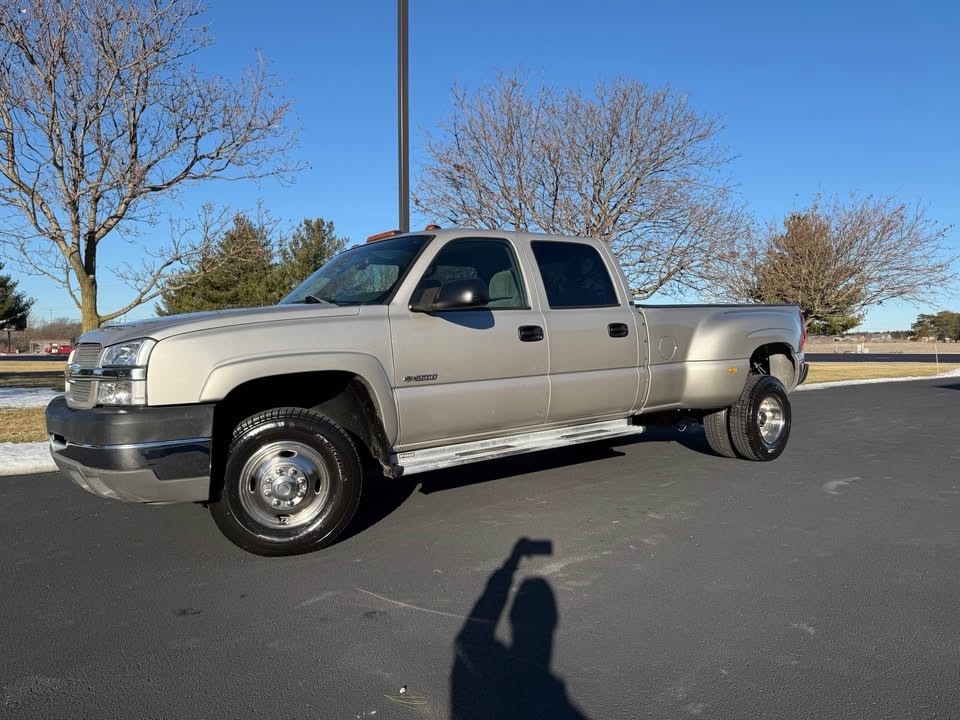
411 278 490 312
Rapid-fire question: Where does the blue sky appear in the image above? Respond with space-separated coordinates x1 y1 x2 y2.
15 0 960 330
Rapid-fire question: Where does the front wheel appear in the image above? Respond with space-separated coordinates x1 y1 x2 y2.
729 375 792 461
210 408 363 556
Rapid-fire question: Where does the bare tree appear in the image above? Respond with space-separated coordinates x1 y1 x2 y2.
415 73 746 298
0 0 299 330
713 194 957 327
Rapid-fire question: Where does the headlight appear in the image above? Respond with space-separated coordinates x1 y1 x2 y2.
98 380 147 406
94 338 155 406
101 338 156 367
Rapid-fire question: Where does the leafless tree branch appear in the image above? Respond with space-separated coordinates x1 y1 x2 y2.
712 193 958 326
414 72 746 298
0 0 300 329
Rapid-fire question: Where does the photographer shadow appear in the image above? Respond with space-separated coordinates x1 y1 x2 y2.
450 538 589 720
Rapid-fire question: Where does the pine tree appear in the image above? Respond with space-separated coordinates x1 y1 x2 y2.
0 262 33 329
157 215 282 316
276 218 348 294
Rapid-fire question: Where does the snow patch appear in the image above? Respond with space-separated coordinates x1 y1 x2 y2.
0 442 56 476
0 387 62 408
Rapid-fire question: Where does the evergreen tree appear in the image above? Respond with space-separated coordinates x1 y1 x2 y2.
0 262 33 328
276 218 347 294
807 314 863 336
157 215 282 315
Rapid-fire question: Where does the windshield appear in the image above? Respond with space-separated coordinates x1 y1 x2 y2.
281 234 431 306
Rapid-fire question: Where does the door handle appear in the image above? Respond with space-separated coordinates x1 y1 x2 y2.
518 325 544 342
608 323 629 338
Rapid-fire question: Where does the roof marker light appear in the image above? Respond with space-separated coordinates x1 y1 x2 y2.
366 230 401 243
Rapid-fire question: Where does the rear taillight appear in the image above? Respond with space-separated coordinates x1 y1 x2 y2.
800 310 807 350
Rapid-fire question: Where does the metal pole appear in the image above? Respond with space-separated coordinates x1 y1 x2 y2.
397 0 409 232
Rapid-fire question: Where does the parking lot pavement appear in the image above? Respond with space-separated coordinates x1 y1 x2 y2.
2 377 959 719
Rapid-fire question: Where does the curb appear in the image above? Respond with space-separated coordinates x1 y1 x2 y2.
797 368 960 391
0 442 57 476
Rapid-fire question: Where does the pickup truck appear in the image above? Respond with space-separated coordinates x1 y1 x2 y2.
46 228 808 556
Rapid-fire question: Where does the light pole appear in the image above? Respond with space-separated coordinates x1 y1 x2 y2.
397 0 409 232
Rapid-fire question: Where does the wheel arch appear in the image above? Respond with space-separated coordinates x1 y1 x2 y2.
204 359 397 497
201 353 397 442
749 342 799 392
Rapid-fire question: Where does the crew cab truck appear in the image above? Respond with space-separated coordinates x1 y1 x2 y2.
46 229 808 556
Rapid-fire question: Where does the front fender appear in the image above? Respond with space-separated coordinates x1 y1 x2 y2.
148 348 398 445
199 352 399 445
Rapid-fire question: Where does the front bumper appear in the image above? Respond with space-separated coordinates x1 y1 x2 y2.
45 396 214 503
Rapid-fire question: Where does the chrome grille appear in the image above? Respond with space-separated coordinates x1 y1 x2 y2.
73 343 102 368
68 380 92 404
67 343 101 408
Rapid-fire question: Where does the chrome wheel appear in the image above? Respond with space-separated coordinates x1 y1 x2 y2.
238 441 331 529
756 395 786 446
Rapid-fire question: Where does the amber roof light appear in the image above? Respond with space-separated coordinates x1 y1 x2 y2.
424 223 441 230
366 230 401 243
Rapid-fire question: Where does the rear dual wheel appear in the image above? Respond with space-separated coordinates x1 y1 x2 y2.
703 375 791 461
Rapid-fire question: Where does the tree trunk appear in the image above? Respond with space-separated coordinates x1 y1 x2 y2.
80 277 101 332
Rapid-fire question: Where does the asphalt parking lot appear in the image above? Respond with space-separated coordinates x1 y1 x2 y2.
2 378 959 719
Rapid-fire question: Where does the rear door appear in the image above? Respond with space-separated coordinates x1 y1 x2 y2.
389 236 549 447
526 239 642 423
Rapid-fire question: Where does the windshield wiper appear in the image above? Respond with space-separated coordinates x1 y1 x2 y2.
303 295 335 305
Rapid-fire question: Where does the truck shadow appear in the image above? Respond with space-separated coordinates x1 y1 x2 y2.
343 426 714 542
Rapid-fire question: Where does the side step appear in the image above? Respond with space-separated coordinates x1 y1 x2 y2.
393 418 644 476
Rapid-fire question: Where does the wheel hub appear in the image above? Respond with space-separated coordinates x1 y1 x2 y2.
756 395 786 445
239 441 331 529
260 464 309 508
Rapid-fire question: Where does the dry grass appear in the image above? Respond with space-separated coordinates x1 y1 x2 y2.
0 407 48 443
0 360 66 373
806 341 958 355
806 362 960 383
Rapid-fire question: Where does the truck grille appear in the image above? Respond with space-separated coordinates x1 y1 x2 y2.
68 380 92 404
73 343 102 368
67 343 101 408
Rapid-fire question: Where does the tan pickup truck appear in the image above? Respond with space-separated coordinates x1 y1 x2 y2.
46 228 807 555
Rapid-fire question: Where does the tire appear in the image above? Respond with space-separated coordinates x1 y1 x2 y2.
729 375 792 461
703 408 737 458
210 407 363 556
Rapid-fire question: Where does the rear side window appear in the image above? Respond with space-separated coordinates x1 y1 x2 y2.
531 241 619 308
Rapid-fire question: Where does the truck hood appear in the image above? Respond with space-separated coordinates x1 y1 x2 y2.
77 304 361 346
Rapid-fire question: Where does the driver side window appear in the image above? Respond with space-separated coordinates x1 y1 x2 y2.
410 238 528 309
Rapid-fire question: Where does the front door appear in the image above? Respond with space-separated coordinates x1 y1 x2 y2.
389 237 549 448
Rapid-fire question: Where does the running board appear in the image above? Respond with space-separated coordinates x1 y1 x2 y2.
392 419 644 476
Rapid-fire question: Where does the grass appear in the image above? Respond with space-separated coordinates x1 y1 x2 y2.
0 407 48 443
0 360 66 389
806 362 960 383
0 372 64 389
0 360 66 372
